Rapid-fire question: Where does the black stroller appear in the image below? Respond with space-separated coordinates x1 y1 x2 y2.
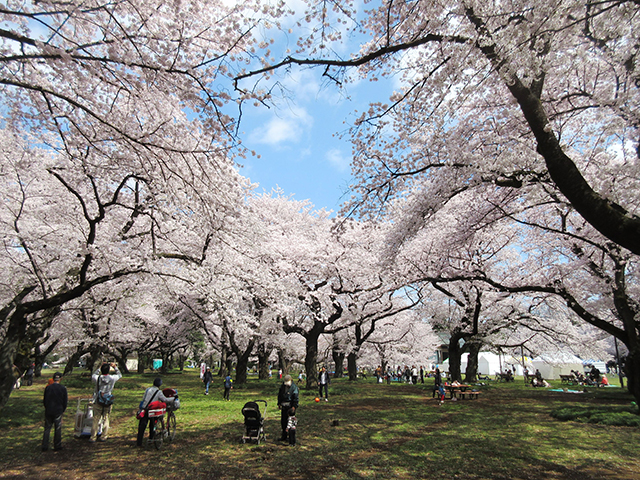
241 400 267 444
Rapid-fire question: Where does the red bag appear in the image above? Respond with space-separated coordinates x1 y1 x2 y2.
147 400 166 418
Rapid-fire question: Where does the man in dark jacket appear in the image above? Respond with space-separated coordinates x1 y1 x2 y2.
277 375 299 442
42 372 68 451
202 367 213 395
318 366 330 401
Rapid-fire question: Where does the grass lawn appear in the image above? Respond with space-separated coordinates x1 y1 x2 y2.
1 370 639 480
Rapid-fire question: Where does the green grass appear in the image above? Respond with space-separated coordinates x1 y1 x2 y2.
1 371 639 480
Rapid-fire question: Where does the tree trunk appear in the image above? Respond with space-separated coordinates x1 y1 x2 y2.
235 355 249 385
225 358 234 377
304 325 324 389
347 351 359 381
111 348 130 374
87 346 102 373
624 350 640 413
448 332 464 383
277 349 293 375
218 348 229 377
33 335 60 378
0 317 26 409
332 348 345 378
465 343 481 382
34 339 59 377
160 353 169 374
137 352 147 374
257 344 271 380
63 344 87 376
233 339 255 385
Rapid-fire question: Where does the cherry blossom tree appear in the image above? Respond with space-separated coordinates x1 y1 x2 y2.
0 0 277 407
236 0 640 255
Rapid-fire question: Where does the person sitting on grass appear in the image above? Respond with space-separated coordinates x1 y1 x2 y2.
531 369 550 388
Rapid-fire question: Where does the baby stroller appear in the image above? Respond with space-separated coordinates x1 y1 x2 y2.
241 400 267 444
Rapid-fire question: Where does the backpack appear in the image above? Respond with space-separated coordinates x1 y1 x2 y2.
96 376 115 406
224 377 232 388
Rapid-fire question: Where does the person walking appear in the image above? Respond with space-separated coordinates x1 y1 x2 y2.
277 375 299 442
42 372 67 451
136 377 176 447
318 366 330 401
90 362 122 443
202 367 213 395
223 374 233 401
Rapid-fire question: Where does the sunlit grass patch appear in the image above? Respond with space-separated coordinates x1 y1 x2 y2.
2 372 639 480
552 404 640 426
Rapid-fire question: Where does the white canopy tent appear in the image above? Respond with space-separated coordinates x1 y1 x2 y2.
439 352 503 376
531 353 584 380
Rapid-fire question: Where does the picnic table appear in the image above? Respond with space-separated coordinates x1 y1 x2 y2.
444 384 481 399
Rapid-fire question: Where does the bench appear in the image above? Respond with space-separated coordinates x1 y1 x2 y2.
458 391 481 399
559 374 575 384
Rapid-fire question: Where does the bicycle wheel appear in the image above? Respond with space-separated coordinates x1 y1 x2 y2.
166 411 176 442
153 417 164 450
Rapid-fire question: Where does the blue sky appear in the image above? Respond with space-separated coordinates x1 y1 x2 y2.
232 6 399 214
235 72 389 213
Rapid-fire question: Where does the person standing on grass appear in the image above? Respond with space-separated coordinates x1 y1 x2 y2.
277 375 299 442
42 372 67 452
203 367 213 395
223 374 233 401
286 407 297 446
90 362 122 443
25 363 35 386
318 366 330 402
136 377 175 447
432 368 442 398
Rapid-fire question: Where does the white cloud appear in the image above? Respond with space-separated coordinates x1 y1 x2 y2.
250 106 313 146
326 148 351 172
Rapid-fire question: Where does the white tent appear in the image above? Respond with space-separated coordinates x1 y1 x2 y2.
531 353 584 380
439 352 503 376
504 355 535 376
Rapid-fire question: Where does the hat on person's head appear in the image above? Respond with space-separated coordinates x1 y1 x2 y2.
52 372 62 380
153 377 163 387
283 374 292 382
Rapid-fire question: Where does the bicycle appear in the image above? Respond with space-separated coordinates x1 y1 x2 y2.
147 391 179 450
149 408 176 450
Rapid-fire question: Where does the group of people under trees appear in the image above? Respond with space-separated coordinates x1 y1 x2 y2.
374 365 434 384
568 366 609 387
39 362 182 451
201 366 234 400
39 358 616 452
39 362 333 450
